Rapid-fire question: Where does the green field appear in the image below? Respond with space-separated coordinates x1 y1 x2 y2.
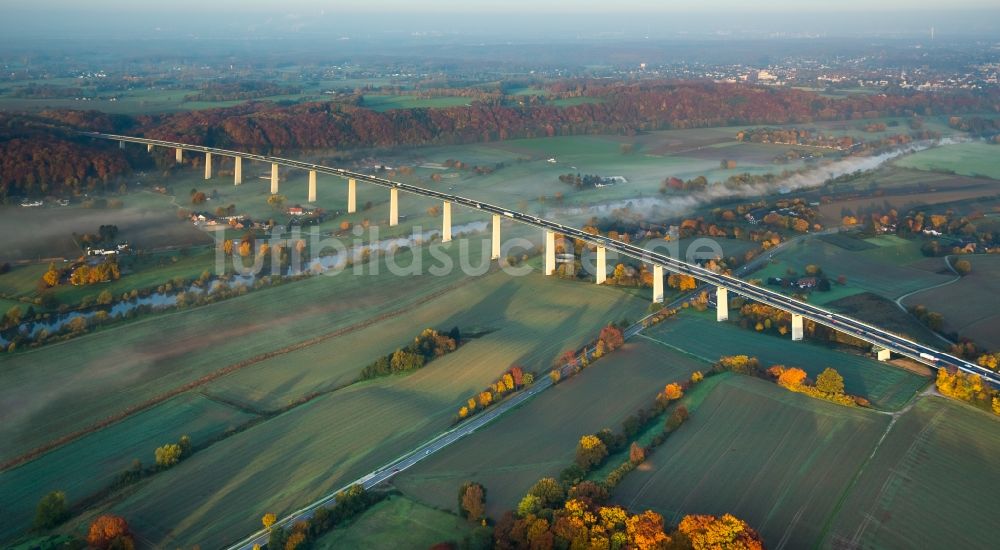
0 190 210 264
611 375 892 549
393 339 708 517
901 254 1000 349
0 239 507 464
203 270 644 410
824 396 1000 549
65 272 645 547
754 234 953 305
313 494 476 549
895 142 1000 180
0 393 254 542
642 310 929 410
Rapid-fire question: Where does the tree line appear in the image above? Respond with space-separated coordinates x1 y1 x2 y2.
359 327 460 380
8 82 997 198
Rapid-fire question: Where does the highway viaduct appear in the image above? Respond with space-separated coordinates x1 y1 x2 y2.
92 132 1000 387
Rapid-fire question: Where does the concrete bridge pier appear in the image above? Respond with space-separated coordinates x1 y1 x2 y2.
175 148 183 163
653 265 664 303
233 157 243 185
873 345 891 362
348 178 356 213
119 140 125 149
147 143 154 153
308 171 317 203
442 201 452 242
270 163 280 194
716 287 729 321
596 246 607 284
204 152 212 180
491 214 501 260
791 314 804 341
545 230 556 275
389 188 399 226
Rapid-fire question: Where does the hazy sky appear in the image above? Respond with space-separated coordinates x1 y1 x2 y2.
4 1 999 40
12 0 1000 12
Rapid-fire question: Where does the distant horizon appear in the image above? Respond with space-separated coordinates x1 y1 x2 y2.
3 5 1000 41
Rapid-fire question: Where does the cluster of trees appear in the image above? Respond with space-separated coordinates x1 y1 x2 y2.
41 258 121 288
498 472 757 550
736 302 867 348
853 206 998 256
593 325 625 359
457 365 532 421
264 484 381 550
667 273 698 292
947 116 1000 141
557 173 616 189
976 352 1000 371
76 224 119 245
767 365 860 406
360 327 459 380
154 434 192 469
69 260 122 286
909 304 945 332
737 126 852 148
30 492 133 550
936 368 1000 416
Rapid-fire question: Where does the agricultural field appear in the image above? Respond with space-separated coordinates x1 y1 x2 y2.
641 310 929 410
0 87 323 115
824 396 1000 549
815 166 1000 227
203 269 645 411
753 233 953 305
894 142 1000 180
0 393 255 542
901 254 1000 349
393 338 708 517
0 239 504 464
313 494 477 549
611 375 892 549
75 273 645 548
0 248 217 308
0 190 210 263
825 292 944 348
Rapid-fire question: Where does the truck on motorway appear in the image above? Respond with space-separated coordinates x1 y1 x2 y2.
919 352 938 362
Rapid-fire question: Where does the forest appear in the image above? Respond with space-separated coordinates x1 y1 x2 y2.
3 81 999 198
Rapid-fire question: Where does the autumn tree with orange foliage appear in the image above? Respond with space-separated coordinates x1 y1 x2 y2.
667 273 698 291
87 515 133 550
662 383 684 401
597 325 624 352
771 366 807 388
677 513 764 550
